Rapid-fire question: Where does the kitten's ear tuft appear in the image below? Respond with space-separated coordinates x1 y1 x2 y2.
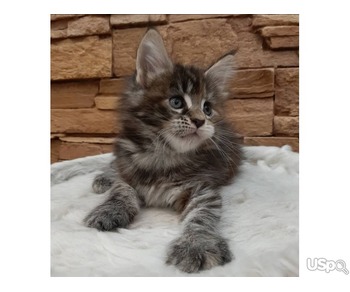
205 53 235 93
136 28 173 87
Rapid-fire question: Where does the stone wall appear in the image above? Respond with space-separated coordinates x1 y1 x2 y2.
51 14 299 163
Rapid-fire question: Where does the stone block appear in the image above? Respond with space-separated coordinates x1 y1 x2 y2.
51 108 117 133
51 80 99 108
225 98 274 136
59 142 113 160
95 95 120 110
67 15 110 37
252 15 299 27
51 36 112 80
231 68 274 98
110 14 166 27
274 116 299 136
275 68 299 116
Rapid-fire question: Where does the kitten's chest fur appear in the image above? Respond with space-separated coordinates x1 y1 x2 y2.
115 140 202 210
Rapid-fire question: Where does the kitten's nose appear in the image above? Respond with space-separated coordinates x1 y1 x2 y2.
191 118 205 128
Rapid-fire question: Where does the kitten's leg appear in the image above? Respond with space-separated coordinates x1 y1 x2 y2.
84 182 140 231
167 187 232 273
92 162 118 194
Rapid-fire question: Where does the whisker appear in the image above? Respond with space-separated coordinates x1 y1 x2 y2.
208 137 238 172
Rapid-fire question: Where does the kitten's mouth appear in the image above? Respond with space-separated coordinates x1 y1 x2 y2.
179 132 208 144
167 128 212 153
178 134 199 142
178 129 200 139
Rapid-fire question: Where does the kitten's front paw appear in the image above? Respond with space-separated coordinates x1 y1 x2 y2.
92 173 114 194
166 234 233 273
83 203 130 231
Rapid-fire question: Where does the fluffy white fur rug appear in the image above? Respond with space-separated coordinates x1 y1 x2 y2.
51 146 299 277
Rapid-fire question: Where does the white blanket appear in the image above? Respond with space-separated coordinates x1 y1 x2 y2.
51 146 299 276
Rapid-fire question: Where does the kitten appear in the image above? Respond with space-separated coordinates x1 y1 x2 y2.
84 28 242 273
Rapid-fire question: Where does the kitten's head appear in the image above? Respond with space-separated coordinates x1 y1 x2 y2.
123 28 235 154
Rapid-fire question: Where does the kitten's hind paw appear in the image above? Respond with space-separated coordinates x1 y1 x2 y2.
92 173 114 194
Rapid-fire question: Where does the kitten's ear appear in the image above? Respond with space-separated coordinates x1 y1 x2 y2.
136 28 173 87
205 53 235 93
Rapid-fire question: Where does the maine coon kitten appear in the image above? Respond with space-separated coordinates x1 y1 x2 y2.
84 28 242 273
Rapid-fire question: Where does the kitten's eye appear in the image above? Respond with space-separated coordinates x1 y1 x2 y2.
203 101 212 116
169 96 184 109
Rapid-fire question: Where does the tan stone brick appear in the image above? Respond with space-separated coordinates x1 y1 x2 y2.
259 26 299 37
51 108 117 134
51 29 68 39
168 14 232 23
51 139 61 164
51 36 112 80
231 68 274 98
274 116 299 136
275 68 299 116
59 137 115 144
225 98 274 136
95 95 120 110
51 20 68 30
252 15 299 27
67 15 110 37
51 80 99 108
51 19 68 39
59 142 113 160
110 14 167 27
234 31 299 68
51 14 84 21
227 16 253 32
265 36 299 49
244 136 299 152
99 78 126 95
167 19 238 69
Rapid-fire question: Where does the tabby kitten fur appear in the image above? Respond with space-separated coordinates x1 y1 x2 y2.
84 28 242 273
